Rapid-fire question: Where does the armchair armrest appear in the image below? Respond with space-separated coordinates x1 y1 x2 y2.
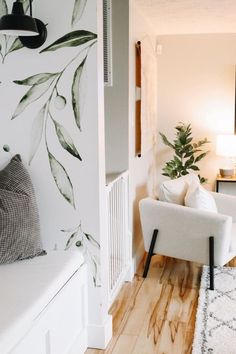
139 198 233 266
211 192 236 222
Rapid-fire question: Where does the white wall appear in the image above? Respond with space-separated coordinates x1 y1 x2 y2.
0 0 111 349
156 34 236 190
105 0 129 174
129 1 158 267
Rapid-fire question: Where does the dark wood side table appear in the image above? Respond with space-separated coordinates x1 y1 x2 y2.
216 174 236 192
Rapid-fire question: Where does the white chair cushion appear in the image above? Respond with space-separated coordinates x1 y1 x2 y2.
185 182 218 213
158 173 199 205
230 223 236 252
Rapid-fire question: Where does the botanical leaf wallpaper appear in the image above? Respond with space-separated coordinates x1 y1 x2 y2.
71 0 87 27
0 0 31 62
0 0 101 286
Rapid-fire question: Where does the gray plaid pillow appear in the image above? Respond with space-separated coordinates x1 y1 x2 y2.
0 154 46 264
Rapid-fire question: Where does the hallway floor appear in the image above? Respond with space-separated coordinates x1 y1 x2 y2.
86 255 236 354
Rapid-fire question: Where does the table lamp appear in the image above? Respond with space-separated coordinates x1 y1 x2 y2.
216 134 236 177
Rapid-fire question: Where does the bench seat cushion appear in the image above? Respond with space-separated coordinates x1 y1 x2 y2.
0 250 84 353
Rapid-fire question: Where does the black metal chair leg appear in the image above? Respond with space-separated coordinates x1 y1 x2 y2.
209 236 214 290
143 229 158 278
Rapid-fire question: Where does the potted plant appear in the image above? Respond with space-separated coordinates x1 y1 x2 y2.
160 122 210 183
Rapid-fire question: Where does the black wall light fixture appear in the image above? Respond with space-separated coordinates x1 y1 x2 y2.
0 0 47 49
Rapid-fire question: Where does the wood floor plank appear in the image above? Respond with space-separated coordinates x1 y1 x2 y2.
109 273 144 335
85 256 236 354
112 335 137 354
130 282 198 353
121 279 161 335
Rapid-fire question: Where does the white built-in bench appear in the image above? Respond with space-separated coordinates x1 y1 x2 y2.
0 250 88 354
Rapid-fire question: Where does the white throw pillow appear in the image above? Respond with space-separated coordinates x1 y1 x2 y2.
158 173 200 205
185 181 218 213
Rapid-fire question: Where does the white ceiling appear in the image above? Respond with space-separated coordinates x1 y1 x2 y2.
134 0 236 35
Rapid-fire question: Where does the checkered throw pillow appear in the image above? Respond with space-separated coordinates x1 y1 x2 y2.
0 154 46 264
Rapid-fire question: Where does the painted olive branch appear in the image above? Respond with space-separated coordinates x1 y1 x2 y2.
2 0 100 286
28 39 95 164
21 40 95 208
44 110 76 209
62 222 101 287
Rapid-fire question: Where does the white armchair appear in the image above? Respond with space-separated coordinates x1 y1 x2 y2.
139 193 236 290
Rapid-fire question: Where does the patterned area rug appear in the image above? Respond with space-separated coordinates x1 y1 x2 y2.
192 265 236 354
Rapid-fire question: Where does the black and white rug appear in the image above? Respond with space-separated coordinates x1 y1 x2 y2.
192 265 236 354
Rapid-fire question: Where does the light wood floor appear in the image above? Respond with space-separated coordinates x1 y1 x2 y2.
86 255 236 354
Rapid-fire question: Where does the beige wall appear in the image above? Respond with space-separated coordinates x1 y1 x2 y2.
156 34 236 190
129 2 158 267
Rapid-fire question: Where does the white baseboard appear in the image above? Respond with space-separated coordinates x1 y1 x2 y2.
124 232 144 282
132 241 145 273
68 328 88 354
124 259 135 282
87 315 112 349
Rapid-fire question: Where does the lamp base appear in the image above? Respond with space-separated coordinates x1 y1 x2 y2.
219 168 234 177
19 19 47 49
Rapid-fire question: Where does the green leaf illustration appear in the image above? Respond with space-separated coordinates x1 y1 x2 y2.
61 226 78 233
14 72 59 86
12 75 57 119
72 56 87 131
76 240 82 247
71 0 87 26
29 103 47 165
47 149 75 208
52 118 82 161
89 254 101 287
21 0 33 13
7 38 24 54
40 30 97 53
84 232 100 249
0 0 8 16
65 231 78 250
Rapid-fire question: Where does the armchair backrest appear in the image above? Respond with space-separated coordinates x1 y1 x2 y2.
139 198 233 266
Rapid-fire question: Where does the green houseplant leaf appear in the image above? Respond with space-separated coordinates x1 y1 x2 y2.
160 122 210 182
71 56 87 131
71 0 87 26
189 165 200 171
159 132 174 149
52 118 82 161
40 30 97 53
29 103 47 165
195 152 209 163
47 149 75 208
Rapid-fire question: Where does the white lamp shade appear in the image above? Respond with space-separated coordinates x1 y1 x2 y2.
216 134 236 157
